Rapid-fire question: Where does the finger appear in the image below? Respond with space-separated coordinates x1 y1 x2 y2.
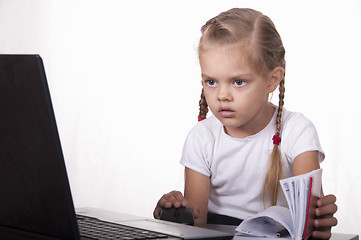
316 203 338 217
153 207 162 219
157 191 186 208
312 228 332 239
164 191 186 208
156 195 173 208
314 217 338 228
188 206 200 219
170 191 188 206
317 194 336 207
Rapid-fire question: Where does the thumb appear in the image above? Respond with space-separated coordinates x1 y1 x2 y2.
192 207 200 219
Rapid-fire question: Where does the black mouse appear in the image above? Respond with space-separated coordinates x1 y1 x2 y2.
160 206 194 225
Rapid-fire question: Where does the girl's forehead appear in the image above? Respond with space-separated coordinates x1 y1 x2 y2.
200 45 255 69
199 43 265 77
200 44 247 61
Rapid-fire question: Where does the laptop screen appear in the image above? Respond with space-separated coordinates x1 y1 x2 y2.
0 55 79 239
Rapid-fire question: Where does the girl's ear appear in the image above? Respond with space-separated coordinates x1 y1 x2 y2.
267 66 285 93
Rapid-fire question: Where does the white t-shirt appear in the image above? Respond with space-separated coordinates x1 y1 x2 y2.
180 107 324 220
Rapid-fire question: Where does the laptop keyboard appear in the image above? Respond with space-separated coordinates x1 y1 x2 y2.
77 215 181 240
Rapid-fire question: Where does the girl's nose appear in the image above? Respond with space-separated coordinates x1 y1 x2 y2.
217 86 233 102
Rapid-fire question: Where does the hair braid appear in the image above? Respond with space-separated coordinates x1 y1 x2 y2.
263 77 285 206
276 78 285 135
198 88 208 119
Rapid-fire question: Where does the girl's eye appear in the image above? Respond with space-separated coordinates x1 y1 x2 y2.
234 79 246 87
205 79 217 87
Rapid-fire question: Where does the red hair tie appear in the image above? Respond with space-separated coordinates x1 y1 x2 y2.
272 135 281 145
198 115 206 122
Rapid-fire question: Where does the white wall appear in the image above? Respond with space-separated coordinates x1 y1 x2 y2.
1 0 360 236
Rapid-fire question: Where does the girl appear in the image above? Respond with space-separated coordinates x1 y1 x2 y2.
154 8 337 239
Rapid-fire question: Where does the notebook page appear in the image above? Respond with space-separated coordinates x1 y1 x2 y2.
235 206 294 239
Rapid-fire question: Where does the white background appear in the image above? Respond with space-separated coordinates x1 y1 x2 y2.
1 0 360 236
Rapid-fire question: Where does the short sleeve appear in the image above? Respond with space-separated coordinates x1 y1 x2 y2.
282 113 325 163
180 123 215 177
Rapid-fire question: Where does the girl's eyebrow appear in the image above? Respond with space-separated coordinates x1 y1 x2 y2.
201 74 212 79
231 73 253 79
201 74 217 81
201 73 254 79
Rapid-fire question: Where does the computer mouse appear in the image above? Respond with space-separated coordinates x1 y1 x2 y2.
160 206 194 225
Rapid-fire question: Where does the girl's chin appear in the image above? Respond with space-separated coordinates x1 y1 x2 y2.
218 118 243 129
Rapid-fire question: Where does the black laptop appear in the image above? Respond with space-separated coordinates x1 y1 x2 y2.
0 54 234 240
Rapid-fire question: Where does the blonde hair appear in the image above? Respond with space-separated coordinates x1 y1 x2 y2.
198 8 286 206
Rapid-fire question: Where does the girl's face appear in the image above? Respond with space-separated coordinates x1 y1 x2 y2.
199 44 277 138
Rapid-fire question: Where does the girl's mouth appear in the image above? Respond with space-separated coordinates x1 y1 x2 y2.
219 108 236 118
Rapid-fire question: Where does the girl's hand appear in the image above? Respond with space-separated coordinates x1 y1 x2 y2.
312 194 338 239
153 190 200 219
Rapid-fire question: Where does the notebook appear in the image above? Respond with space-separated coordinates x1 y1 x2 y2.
0 54 234 240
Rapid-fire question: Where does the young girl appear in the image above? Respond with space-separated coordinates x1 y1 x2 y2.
154 8 337 239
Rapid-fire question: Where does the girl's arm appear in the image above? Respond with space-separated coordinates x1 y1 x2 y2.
293 151 338 239
184 167 211 225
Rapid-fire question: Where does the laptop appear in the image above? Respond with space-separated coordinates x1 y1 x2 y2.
0 54 234 240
